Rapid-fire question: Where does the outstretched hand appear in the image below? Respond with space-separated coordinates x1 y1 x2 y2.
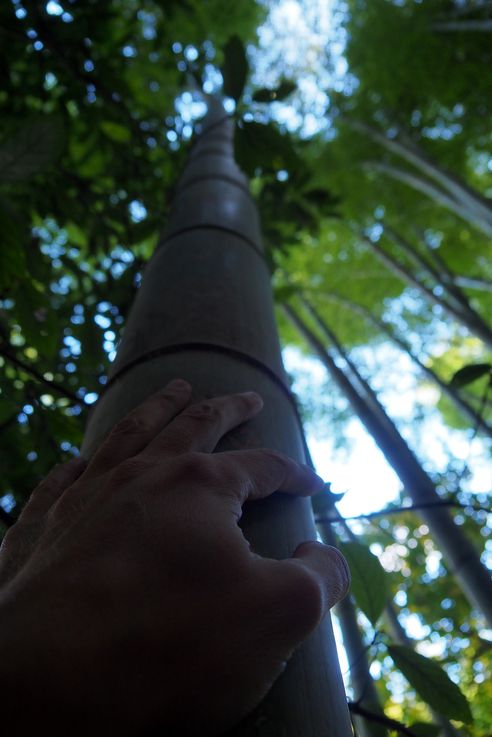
0 379 349 736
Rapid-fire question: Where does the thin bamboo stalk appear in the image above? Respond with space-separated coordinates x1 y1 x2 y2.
284 302 492 627
319 521 387 737
358 231 492 349
322 293 492 439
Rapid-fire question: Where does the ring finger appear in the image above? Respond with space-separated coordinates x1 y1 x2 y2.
85 379 193 476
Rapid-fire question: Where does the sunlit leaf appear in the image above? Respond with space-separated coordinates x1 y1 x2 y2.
338 542 389 625
388 645 473 723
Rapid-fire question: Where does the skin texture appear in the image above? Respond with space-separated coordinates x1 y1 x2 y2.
0 379 350 736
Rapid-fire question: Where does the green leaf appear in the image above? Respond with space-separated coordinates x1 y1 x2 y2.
311 486 345 515
338 542 388 625
407 723 440 737
387 645 473 723
273 285 299 303
100 121 132 143
303 187 339 210
0 117 65 183
235 121 297 176
450 363 492 388
253 80 296 103
221 35 248 102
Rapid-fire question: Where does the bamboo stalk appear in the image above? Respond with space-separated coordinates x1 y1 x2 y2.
319 521 387 737
347 119 492 229
284 302 492 627
80 99 352 737
323 292 492 439
357 231 492 349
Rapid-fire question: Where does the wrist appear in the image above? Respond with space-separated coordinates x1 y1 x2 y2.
0 581 112 736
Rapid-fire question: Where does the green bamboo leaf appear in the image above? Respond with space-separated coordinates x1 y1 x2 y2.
274 80 297 100
253 80 296 103
311 486 345 515
273 285 299 303
100 121 131 143
450 363 492 388
407 723 440 737
235 121 297 176
221 35 248 102
387 645 473 723
0 117 65 183
338 542 388 625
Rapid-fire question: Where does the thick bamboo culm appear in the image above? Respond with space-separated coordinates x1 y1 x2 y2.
81 99 352 736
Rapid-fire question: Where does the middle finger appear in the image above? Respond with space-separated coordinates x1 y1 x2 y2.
141 391 264 457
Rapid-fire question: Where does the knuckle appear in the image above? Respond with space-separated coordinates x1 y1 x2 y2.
258 448 287 462
175 452 219 484
109 456 151 485
111 415 145 437
182 401 220 422
257 448 290 471
154 391 178 410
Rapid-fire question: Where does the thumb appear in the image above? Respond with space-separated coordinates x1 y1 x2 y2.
291 541 351 617
256 541 350 658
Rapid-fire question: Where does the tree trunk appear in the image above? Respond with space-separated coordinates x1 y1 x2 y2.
283 302 492 627
325 292 492 439
80 100 352 737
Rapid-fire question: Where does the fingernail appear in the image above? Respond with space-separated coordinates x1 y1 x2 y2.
240 391 264 408
302 466 326 491
327 547 351 598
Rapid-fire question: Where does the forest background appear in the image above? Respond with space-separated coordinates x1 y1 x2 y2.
1 0 491 735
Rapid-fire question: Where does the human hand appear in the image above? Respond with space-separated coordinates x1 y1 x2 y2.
0 379 349 736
